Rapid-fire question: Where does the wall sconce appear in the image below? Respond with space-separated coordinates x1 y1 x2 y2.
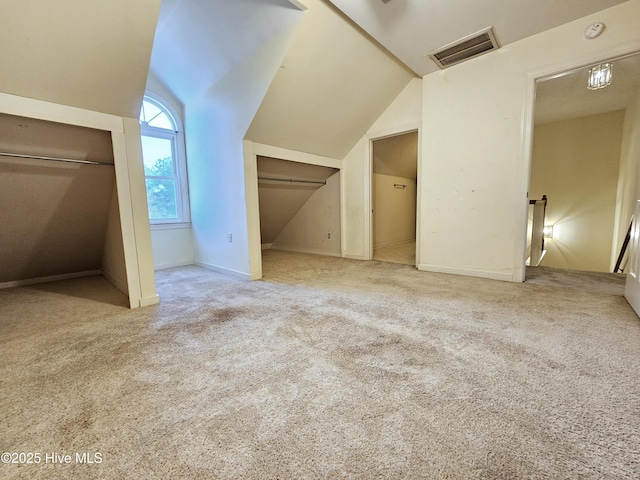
543 225 554 239
587 63 612 90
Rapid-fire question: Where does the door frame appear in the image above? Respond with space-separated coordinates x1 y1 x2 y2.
0 92 157 308
244 141 343 280
364 122 421 266
516 44 640 282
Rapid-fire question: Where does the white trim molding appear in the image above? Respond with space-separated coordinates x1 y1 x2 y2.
0 270 101 290
418 263 515 283
194 261 257 281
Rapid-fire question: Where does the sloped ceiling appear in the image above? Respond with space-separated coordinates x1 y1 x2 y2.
245 0 415 160
0 0 161 118
149 0 304 105
326 0 629 77
373 131 418 179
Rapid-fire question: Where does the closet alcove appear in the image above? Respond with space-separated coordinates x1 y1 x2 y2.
0 112 129 304
257 156 341 257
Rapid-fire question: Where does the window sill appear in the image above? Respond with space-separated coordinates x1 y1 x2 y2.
150 222 192 231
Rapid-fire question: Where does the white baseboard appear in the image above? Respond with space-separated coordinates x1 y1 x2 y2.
139 295 160 307
271 245 342 258
261 243 273 250
153 260 194 271
0 270 101 290
193 261 255 280
417 263 515 282
342 253 367 260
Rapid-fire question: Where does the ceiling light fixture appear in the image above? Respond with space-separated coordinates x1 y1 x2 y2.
587 63 612 90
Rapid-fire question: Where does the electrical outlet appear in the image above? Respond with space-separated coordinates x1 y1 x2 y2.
227 233 232 243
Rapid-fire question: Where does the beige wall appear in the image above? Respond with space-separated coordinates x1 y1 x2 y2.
0 158 116 284
613 92 640 270
530 111 624 272
102 189 128 294
373 174 416 248
272 172 341 256
0 113 118 285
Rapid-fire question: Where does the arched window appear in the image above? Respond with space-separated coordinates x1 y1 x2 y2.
139 94 190 225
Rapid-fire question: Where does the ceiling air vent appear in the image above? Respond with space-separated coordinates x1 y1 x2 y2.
429 27 499 69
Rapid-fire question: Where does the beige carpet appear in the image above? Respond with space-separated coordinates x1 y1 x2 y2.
1 251 639 479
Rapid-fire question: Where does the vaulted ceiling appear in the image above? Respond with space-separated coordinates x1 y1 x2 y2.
1 0 634 145
246 0 415 159
149 0 304 105
326 0 630 77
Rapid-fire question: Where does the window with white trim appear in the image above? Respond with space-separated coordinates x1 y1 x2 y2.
139 95 190 225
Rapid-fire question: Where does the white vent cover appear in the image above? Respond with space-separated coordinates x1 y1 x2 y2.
429 27 499 69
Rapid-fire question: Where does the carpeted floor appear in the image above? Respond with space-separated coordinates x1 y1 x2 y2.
1 251 639 479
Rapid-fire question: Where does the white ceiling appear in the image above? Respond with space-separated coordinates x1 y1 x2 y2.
326 0 630 77
149 0 304 105
535 52 640 124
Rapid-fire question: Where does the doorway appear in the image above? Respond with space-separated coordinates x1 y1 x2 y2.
256 156 341 258
371 131 418 266
525 52 640 276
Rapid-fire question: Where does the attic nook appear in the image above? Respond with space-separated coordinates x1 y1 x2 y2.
0 94 158 309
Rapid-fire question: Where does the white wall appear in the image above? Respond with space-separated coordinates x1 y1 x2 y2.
420 0 640 282
186 27 298 280
272 171 341 256
146 71 185 122
373 174 416 249
151 227 194 270
530 111 624 272
342 77 422 260
613 91 640 270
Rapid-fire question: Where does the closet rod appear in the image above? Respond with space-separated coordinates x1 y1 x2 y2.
258 176 326 186
0 152 114 167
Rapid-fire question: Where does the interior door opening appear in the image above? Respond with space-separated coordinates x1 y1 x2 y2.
371 131 418 267
256 156 341 260
525 52 640 281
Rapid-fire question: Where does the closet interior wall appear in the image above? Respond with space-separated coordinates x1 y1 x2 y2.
372 131 418 250
0 113 128 296
257 156 341 257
